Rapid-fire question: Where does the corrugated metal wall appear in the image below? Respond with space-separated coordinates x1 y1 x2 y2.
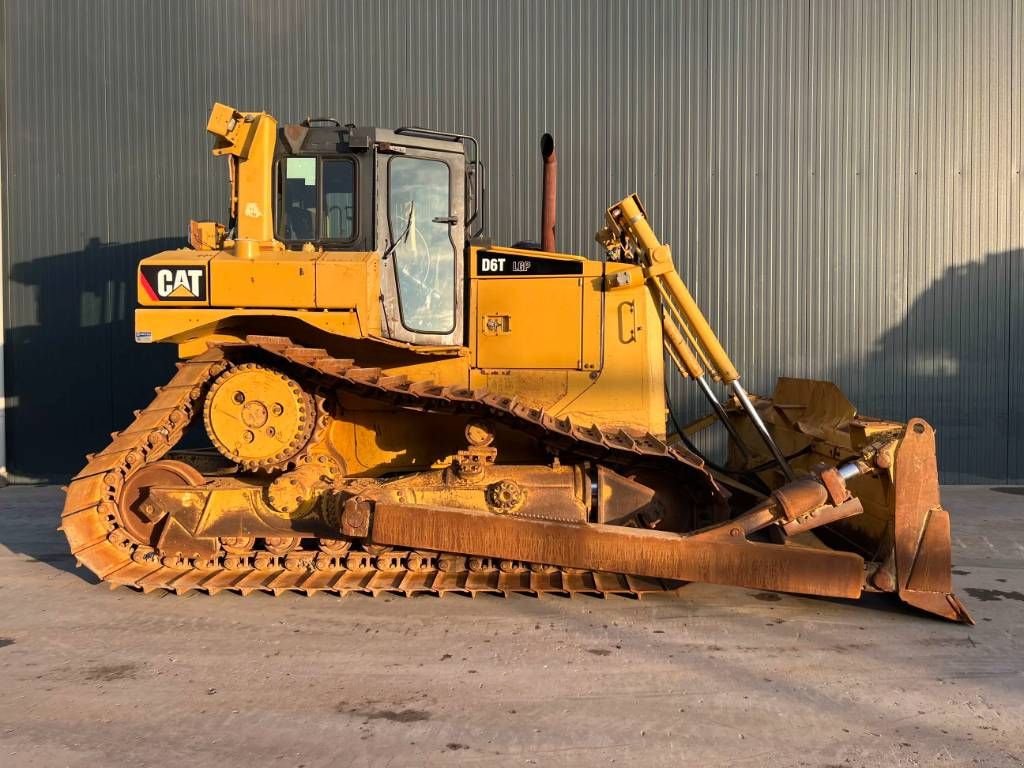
1 0 1021 483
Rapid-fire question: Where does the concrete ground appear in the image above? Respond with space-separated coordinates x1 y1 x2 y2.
0 486 1021 768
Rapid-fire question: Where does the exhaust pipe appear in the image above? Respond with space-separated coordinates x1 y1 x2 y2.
541 133 557 252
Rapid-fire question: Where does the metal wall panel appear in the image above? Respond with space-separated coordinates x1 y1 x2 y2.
1 0 1021 482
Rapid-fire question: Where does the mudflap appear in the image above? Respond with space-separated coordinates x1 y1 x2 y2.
889 418 973 624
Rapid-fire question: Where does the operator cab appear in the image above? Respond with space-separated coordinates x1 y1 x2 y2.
274 118 484 347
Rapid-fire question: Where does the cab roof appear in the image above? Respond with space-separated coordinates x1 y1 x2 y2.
281 122 468 155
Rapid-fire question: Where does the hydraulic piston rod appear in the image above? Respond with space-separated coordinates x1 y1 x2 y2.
730 381 795 480
597 194 795 480
663 316 751 460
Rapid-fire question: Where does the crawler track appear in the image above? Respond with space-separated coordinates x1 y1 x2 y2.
61 336 724 598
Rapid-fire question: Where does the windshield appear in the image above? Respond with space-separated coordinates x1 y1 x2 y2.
388 156 456 334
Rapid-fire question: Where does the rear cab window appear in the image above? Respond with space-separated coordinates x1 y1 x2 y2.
277 156 357 245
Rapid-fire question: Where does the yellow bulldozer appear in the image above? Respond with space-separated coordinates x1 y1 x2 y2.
61 103 970 622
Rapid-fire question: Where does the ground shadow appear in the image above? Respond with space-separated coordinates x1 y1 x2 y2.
991 486 1024 496
0 487 98 582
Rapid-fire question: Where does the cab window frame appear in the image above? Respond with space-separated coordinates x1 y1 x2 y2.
275 154 359 247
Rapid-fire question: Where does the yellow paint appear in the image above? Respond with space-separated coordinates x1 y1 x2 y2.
580 272 603 369
315 251 382 334
204 366 311 465
133 105 751 470
210 252 316 308
480 370 568 403
188 220 225 250
550 278 666 434
598 194 740 383
461 242 667 435
476 277 583 369
207 103 281 252
135 307 362 351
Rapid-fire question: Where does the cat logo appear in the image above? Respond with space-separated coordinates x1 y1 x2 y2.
139 265 207 302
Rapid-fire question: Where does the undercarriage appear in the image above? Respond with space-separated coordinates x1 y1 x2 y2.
60 336 971 622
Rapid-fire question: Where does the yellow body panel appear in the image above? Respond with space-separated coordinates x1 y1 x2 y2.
143 248 370 312
475 277 583 369
315 252 382 335
580 270 603 369
470 245 601 372
464 246 666 436
564 272 666 433
139 265 668 441
210 252 316 308
135 307 362 357
137 239 669 439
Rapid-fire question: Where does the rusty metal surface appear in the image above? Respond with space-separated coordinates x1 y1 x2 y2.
367 502 864 599
115 459 206 547
772 478 828 521
892 418 973 624
540 133 557 252
709 374 971 622
372 462 589 524
780 497 863 537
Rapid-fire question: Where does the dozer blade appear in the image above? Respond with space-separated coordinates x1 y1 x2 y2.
890 418 972 623
729 378 973 624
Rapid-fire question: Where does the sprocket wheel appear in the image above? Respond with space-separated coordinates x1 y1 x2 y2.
203 363 315 471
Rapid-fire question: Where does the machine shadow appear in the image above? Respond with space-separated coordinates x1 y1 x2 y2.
991 486 1024 496
0 487 99 581
6 237 181 484
835 247 1022 485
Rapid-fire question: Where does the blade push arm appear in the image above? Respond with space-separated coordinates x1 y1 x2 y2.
596 194 795 480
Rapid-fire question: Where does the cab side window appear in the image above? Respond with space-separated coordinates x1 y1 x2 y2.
323 159 355 241
282 157 317 241
277 156 357 244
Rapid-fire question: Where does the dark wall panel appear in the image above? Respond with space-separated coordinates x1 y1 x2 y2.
1 0 1021 482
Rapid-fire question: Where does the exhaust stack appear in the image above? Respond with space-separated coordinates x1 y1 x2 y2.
541 133 557 252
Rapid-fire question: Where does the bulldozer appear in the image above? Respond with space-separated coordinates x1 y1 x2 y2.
61 103 971 623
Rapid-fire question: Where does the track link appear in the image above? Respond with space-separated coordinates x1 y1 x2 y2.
61 337 721 598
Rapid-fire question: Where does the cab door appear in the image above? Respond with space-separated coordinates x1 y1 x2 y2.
375 147 465 346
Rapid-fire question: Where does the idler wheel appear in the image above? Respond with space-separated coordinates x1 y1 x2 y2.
203 364 315 471
116 460 205 547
